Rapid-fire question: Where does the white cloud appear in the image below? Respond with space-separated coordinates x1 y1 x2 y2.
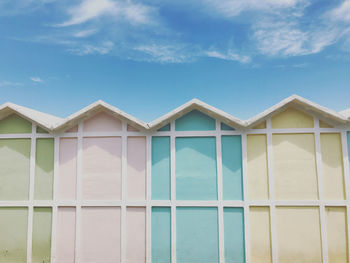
74 28 97 38
30 77 44 83
205 50 251 63
134 44 193 63
328 0 350 22
57 0 154 27
67 41 114 55
0 80 22 87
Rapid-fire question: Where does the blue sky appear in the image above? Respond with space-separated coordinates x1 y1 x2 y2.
1 0 350 121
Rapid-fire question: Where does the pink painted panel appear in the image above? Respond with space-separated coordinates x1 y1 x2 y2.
83 112 122 132
127 137 146 200
66 125 78 132
81 207 121 263
127 124 139 132
59 138 77 200
126 207 146 263
56 207 76 263
82 137 122 200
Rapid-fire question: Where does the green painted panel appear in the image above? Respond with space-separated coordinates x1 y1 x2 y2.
152 207 171 263
157 124 170 131
36 126 49 134
222 136 243 200
32 207 52 263
152 137 171 200
221 123 235 130
175 110 215 131
176 137 217 200
0 114 32 134
0 207 28 262
35 139 54 200
177 207 219 263
223 207 245 263
0 139 30 200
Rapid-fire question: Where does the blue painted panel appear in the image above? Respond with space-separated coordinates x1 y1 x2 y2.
158 124 170 131
152 207 171 263
175 110 216 131
177 207 219 263
224 207 245 263
152 137 171 200
222 136 243 200
221 122 235 130
176 137 217 200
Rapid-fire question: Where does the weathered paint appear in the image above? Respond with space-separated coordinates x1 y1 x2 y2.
0 139 30 200
35 138 54 200
176 207 219 263
247 134 269 200
221 135 243 200
152 137 171 200
32 207 52 263
176 137 217 200
151 207 171 263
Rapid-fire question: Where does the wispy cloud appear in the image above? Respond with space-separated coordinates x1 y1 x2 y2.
56 0 155 27
328 0 350 22
205 50 251 63
74 28 98 38
0 80 22 87
67 41 114 55
30 77 44 83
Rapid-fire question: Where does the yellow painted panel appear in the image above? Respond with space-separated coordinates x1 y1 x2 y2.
271 108 314 129
319 120 333 128
249 207 272 263
276 207 322 263
273 134 318 200
252 121 266 129
321 133 345 200
326 207 348 263
247 135 269 200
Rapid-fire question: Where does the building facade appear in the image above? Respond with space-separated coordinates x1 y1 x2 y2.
0 95 350 263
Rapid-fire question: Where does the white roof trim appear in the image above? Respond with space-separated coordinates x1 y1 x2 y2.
0 102 63 129
245 95 348 127
148 98 245 130
53 100 148 132
339 108 350 119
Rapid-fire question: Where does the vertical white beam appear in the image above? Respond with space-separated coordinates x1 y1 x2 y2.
26 124 36 263
50 135 59 263
170 121 176 263
266 118 278 263
241 133 250 263
341 131 350 259
121 122 127 263
146 134 152 263
314 118 328 263
74 121 83 263
216 120 225 263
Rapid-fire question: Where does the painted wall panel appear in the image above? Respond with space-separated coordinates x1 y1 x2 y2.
35 138 54 200
32 207 52 263
276 207 322 263
127 124 139 132
326 207 348 262
273 134 318 200
175 110 215 131
81 207 121 263
221 122 234 130
223 207 245 263
151 207 171 263
252 121 266 129
58 138 77 200
127 137 146 200
249 207 272 263
0 138 30 200
152 137 171 200
157 124 170 131
247 134 269 200
56 207 76 263
0 207 28 262
176 137 217 200
83 112 122 132
321 133 345 200
271 108 314 129
221 135 243 200
82 137 122 200
177 207 219 263
126 207 146 263
0 114 32 134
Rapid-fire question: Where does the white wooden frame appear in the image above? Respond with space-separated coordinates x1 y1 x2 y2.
0 113 349 263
